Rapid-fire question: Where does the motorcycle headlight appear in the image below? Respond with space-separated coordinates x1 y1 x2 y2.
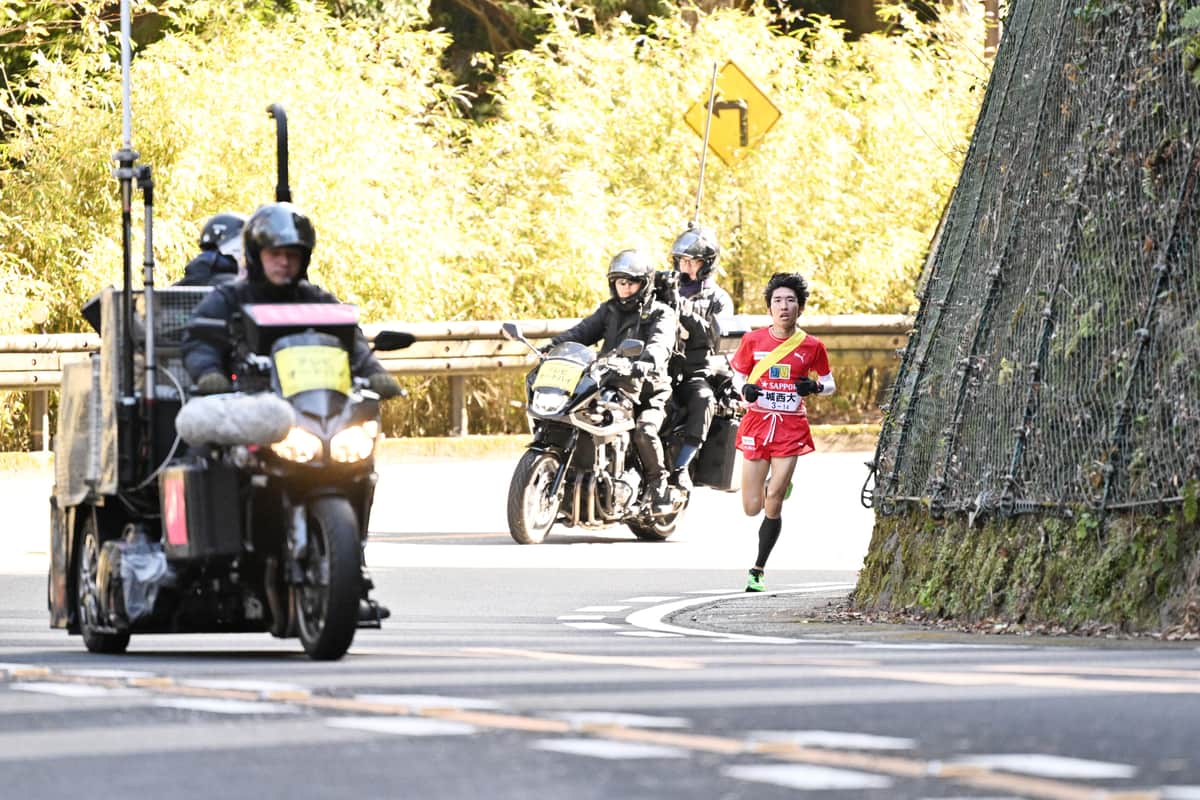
270 427 323 463
330 421 379 463
531 391 569 416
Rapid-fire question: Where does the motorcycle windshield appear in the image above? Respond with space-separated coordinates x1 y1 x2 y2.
533 342 594 393
273 344 352 398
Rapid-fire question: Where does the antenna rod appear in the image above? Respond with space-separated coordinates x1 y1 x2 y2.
121 2 132 148
114 0 140 483
691 62 719 229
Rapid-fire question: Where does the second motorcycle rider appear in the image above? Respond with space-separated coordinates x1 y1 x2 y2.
548 249 678 513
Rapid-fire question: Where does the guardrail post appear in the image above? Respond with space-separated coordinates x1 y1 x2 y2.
448 375 468 437
28 390 49 452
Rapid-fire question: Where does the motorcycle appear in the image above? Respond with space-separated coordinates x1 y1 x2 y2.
57 299 413 660
502 320 746 545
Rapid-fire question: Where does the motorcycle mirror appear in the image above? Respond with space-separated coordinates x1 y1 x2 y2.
500 322 522 341
374 330 415 352
617 338 644 358
189 317 231 345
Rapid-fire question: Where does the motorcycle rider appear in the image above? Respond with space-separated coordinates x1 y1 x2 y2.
175 212 246 286
548 249 678 512
182 202 402 398
668 226 733 491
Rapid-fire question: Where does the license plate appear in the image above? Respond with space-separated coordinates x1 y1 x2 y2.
274 345 352 397
532 360 583 393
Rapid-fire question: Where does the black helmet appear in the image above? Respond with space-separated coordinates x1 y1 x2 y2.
242 202 316 283
199 212 247 254
607 249 654 312
671 227 720 280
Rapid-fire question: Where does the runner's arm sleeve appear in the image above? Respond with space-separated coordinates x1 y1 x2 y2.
817 373 836 396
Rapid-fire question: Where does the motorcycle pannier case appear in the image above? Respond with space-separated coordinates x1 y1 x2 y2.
692 415 739 492
159 461 243 559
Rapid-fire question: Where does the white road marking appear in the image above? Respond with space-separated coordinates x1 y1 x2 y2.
179 679 309 696
575 605 630 612
748 730 916 750
621 596 682 602
624 585 857 643
10 682 143 699
615 631 684 638
153 698 301 715
354 694 504 711
532 738 690 759
563 622 623 630
61 668 156 680
950 754 1137 779
543 711 692 729
326 717 477 736
556 614 606 621
1162 788 1200 799
724 763 892 790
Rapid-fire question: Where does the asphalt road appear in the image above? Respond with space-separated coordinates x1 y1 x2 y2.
1 453 1198 798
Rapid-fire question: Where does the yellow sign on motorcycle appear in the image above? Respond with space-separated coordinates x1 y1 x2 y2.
533 360 584 393
275 345 352 397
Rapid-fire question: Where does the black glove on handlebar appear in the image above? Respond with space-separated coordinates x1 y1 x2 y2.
368 372 403 399
794 376 821 397
741 383 761 403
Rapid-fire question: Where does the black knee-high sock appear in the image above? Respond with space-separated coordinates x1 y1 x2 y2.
755 516 782 570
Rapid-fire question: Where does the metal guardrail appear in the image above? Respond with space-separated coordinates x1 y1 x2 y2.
4 314 911 448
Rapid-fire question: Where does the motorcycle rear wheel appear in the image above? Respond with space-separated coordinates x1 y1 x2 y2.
76 516 130 654
507 450 562 544
295 496 361 660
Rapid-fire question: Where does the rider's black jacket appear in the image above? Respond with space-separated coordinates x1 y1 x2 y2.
675 277 733 376
176 250 239 287
182 278 385 383
550 297 677 390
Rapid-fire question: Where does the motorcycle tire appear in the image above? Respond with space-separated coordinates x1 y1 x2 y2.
76 516 131 654
294 496 362 661
507 450 562 544
627 505 685 542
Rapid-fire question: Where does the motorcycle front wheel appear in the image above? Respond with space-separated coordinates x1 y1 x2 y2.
627 501 687 542
507 450 562 544
295 496 362 660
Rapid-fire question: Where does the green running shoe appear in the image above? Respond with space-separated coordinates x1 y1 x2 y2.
745 570 765 593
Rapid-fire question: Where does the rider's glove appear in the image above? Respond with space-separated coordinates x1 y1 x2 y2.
794 376 821 397
741 383 761 403
196 371 232 395
368 371 403 399
630 360 654 380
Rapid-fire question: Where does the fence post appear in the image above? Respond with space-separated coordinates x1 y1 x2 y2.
28 390 49 452
448 375 468 437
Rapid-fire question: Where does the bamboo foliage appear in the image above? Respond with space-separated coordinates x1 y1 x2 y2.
0 1 987 440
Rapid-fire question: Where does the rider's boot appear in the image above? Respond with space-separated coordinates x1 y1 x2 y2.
671 441 701 493
646 472 674 513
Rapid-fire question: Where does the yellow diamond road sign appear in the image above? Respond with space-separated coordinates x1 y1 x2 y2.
685 61 781 167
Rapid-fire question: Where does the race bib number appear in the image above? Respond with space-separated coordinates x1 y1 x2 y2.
274 345 352 397
756 388 801 413
532 360 584 393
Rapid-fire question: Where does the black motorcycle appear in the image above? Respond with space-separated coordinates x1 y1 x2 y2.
501 322 692 544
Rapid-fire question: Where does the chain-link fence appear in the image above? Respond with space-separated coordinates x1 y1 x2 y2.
870 0 1200 520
